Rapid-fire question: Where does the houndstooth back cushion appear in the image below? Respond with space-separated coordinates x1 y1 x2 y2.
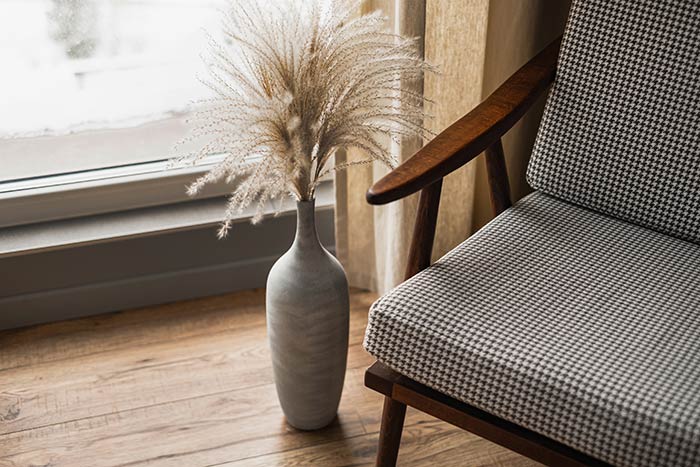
527 0 700 243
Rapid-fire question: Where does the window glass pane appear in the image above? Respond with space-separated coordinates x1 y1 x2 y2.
0 0 224 182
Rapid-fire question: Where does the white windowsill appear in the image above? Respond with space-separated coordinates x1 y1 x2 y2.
0 154 233 229
0 179 334 259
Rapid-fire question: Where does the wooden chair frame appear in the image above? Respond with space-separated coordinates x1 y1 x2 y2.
364 37 611 467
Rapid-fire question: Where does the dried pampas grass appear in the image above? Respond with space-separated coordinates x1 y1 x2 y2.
174 0 432 237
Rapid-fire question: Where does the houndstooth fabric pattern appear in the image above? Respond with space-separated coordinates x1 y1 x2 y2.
527 0 700 243
364 192 700 467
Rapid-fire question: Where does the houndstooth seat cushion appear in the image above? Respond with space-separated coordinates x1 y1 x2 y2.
527 0 700 243
364 192 700 467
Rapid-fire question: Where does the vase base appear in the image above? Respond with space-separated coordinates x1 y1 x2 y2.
285 412 338 431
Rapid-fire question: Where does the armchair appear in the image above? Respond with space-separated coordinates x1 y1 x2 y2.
362 1 700 466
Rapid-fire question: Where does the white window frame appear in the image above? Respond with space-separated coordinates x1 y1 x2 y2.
0 153 231 229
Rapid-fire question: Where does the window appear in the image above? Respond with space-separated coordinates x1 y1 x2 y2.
0 0 334 233
0 0 227 184
0 0 237 228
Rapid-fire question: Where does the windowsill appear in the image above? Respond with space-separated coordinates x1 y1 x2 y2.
0 179 334 259
0 154 231 229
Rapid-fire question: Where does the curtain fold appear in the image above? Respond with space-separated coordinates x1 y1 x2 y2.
335 0 570 294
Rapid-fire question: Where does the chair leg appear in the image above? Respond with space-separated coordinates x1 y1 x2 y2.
376 397 407 467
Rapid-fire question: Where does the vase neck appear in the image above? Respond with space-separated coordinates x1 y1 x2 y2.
294 199 321 250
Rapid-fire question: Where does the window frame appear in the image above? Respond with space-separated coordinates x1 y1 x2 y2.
0 154 236 229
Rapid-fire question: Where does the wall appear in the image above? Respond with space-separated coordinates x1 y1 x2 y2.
0 206 335 330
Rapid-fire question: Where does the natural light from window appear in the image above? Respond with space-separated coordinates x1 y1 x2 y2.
0 0 225 182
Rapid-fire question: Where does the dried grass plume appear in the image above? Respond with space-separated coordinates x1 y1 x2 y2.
174 0 432 237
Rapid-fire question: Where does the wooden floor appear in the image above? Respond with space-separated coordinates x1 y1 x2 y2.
0 289 537 467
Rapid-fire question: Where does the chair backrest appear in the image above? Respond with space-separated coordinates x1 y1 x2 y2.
527 0 700 243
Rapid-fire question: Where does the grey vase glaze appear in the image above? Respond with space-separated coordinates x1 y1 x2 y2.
266 199 349 430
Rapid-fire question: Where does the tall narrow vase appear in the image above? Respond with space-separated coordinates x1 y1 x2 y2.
266 199 349 430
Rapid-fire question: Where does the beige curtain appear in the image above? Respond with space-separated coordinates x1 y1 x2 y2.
335 0 570 294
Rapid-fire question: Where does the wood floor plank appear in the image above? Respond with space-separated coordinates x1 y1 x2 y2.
0 289 377 370
0 379 365 467
0 367 535 467
217 410 539 467
0 367 375 467
0 290 265 371
0 307 373 436
0 288 535 466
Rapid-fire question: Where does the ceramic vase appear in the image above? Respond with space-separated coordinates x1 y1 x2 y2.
265 199 349 430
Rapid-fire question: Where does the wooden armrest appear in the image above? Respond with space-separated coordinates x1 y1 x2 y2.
367 37 561 205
